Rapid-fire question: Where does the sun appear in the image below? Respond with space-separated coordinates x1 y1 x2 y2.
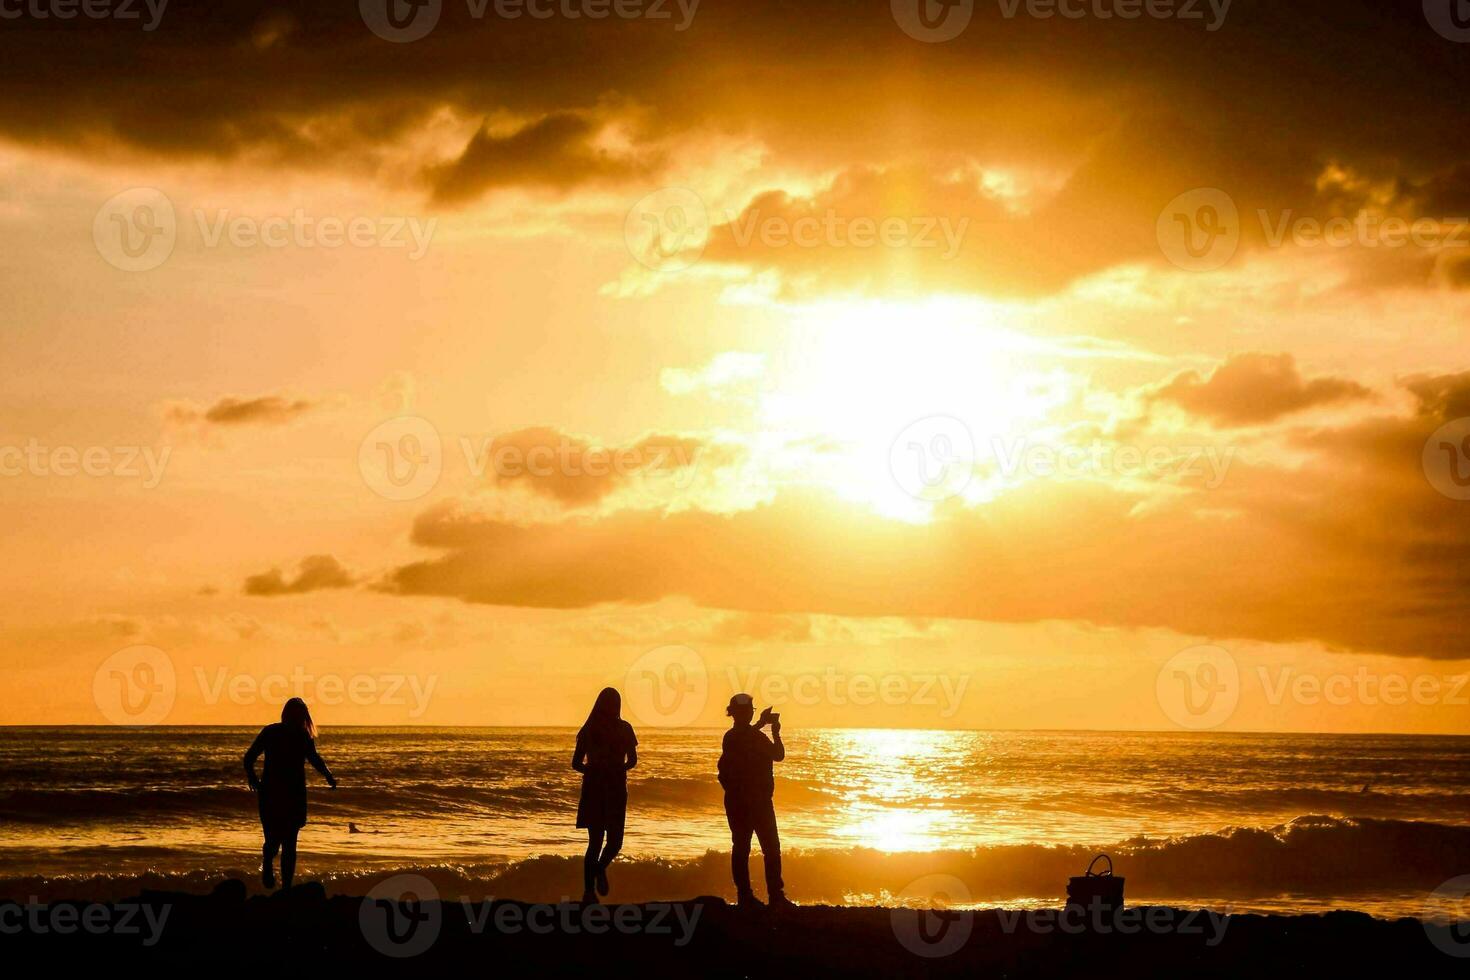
756 297 1073 520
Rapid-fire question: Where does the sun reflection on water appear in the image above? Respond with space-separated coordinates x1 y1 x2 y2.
818 728 972 851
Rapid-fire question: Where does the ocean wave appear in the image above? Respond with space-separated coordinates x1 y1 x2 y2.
4 815 1466 909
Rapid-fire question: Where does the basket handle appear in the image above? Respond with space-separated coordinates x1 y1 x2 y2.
1085 854 1114 877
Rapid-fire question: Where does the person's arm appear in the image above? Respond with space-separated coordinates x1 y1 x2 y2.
571 732 588 774
243 731 264 791
625 725 638 771
306 739 337 789
769 722 785 763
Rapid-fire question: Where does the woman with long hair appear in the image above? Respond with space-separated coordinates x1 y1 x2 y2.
571 687 638 903
243 697 336 889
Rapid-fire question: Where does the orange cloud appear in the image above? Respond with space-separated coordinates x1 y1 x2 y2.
244 555 357 596
378 374 1470 658
1147 353 1373 427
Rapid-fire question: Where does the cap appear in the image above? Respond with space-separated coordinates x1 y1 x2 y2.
727 693 754 712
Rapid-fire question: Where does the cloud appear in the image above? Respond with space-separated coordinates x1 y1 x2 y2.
379 372 1470 658
425 112 662 205
474 426 712 506
244 555 357 596
1147 353 1373 427
165 394 317 428
0 4 1466 299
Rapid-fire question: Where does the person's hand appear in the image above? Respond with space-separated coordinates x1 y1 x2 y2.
327 778 338 790
246 775 261 792
771 719 782 737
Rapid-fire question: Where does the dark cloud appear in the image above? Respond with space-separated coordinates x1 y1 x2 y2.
4 3 1468 294
165 395 317 427
244 555 357 596
426 112 662 204
1148 353 1373 427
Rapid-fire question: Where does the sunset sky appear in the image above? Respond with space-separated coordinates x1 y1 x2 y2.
2 0 1468 732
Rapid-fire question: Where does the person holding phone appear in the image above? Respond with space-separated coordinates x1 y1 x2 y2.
717 692 790 907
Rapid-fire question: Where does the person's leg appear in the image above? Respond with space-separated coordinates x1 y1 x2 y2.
594 824 623 895
261 833 279 888
753 801 785 900
280 829 298 889
598 826 624 868
727 805 755 900
583 828 604 900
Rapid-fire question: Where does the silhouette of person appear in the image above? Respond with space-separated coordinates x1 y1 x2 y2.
572 687 638 904
244 698 336 890
718 693 790 907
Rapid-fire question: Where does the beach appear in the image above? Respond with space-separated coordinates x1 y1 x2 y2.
5 882 1467 976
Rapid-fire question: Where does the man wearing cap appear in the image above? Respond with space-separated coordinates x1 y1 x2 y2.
717 692 790 907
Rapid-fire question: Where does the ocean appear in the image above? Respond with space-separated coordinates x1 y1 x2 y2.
2 726 1468 919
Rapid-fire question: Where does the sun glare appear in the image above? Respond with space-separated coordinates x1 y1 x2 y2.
759 298 1072 520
